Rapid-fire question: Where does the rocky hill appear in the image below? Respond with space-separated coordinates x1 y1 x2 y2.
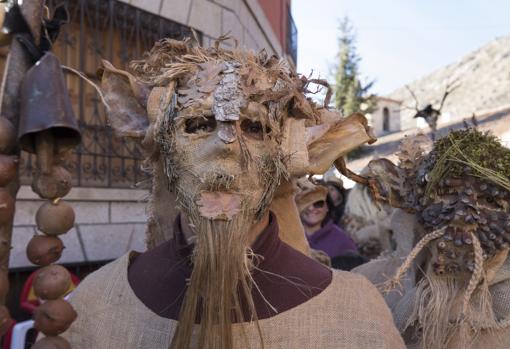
388 35 510 130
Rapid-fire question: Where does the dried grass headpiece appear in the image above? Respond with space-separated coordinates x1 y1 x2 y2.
129 37 331 123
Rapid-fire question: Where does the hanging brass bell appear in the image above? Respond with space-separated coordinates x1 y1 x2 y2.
19 51 81 154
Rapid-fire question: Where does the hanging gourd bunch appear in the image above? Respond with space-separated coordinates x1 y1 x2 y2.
15 3 80 347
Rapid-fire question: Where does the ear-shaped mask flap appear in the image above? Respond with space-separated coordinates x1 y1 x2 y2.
98 60 151 139
281 118 309 177
306 112 376 175
367 158 409 210
146 83 175 124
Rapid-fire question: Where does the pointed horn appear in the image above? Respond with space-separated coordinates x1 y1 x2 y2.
334 157 368 185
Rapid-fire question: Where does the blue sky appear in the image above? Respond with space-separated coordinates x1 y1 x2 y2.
292 0 510 95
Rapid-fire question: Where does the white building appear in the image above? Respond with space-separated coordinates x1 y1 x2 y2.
368 97 402 137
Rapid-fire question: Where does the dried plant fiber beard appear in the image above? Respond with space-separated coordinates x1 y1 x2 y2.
406 271 461 348
405 259 498 348
170 208 264 349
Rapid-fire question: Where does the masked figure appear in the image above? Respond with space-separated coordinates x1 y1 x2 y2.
355 129 510 349
61 38 404 349
342 177 395 259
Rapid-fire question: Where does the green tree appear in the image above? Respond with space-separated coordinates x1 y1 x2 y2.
333 17 375 116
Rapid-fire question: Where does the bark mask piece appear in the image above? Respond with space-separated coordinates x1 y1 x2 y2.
367 158 408 209
213 63 244 122
196 192 242 220
147 82 175 124
280 118 308 177
217 123 237 144
281 112 376 178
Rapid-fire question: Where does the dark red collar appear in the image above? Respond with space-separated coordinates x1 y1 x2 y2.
128 212 332 321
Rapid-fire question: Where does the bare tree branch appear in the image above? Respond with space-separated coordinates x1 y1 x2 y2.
405 85 420 111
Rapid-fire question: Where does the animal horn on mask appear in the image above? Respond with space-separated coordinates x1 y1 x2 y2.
281 74 376 179
283 107 376 178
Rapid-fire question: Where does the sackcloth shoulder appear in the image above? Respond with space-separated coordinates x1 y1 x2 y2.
62 253 405 348
61 252 174 348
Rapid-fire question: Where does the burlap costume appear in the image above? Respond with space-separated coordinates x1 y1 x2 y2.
63 252 404 349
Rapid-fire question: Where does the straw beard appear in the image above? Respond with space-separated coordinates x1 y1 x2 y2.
169 170 279 349
405 233 499 349
407 267 462 348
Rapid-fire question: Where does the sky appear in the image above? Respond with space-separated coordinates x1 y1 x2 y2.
292 0 510 95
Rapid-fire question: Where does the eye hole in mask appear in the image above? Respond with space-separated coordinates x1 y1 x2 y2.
185 116 217 134
241 120 270 140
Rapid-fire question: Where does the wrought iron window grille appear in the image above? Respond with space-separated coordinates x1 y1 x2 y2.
16 0 199 189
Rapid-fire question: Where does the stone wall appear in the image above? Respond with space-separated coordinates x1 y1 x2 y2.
117 0 284 57
10 187 149 268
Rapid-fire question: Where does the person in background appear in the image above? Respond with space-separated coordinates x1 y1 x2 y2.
296 179 358 260
323 176 348 226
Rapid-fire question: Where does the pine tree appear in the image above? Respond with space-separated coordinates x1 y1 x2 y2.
333 17 374 116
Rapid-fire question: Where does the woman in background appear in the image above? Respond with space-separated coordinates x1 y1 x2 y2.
296 181 358 263
324 177 348 226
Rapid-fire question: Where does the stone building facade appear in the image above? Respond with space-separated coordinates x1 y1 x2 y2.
9 0 297 268
114 0 296 60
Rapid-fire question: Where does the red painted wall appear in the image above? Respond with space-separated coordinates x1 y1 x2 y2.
257 0 291 51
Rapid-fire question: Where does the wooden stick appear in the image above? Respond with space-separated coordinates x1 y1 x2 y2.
0 0 44 305
35 130 54 175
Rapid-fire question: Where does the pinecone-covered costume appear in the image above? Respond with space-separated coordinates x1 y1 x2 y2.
355 129 510 349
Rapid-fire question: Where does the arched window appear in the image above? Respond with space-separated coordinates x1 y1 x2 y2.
383 107 390 132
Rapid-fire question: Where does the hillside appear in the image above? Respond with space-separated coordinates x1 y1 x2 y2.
387 35 510 130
